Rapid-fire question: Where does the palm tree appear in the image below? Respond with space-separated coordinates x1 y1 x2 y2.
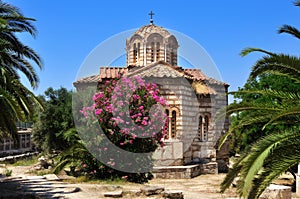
220 2 300 198
0 1 43 140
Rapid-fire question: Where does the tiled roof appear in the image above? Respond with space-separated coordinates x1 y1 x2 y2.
100 67 128 79
184 69 206 81
73 67 127 85
133 24 172 39
192 82 216 95
127 61 188 79
73 62 229 88
73 74 100 85
184 69 228 86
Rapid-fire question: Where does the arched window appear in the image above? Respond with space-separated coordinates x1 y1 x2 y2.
133 43 137 64
198 116 202 140
197 115 209 141
171 110 177 139
156 42 160 61
137 43 140 63
170 50 174 66
165 109 169 139
151 42 155 62
203 115 209 141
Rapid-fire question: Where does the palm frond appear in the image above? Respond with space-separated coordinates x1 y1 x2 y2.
249 54 300 82
234 127 300 198
294 0 300 7
278 25 300 40
240 47 276 57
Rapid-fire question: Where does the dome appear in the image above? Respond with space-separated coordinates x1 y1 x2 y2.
126 24 179 67
132 24 172 40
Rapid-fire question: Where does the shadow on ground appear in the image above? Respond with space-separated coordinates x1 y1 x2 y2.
0 175 80 199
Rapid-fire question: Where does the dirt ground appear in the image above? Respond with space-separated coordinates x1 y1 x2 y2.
0 165 298 199
0 165 238 199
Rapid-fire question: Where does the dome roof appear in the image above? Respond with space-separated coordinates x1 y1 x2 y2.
133 24 172 39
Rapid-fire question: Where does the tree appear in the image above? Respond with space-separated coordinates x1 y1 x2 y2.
0 1 43 140
32 87 74 152
54 76 168 183
220 2 300 198
228 73 300 154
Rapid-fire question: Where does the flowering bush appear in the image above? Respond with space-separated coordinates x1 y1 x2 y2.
79 76 168 182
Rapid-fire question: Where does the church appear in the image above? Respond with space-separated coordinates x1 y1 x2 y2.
74 16 229 178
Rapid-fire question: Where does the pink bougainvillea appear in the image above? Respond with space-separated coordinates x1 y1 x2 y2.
79 75 168 182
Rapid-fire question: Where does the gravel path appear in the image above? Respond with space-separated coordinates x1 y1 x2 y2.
0 165 240 199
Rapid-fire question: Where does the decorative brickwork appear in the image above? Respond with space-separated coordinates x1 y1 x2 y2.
74 23 230 178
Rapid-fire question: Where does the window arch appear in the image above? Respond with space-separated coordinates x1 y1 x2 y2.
156 42 160 61
198 114 209 141
165 109 170 139
171 110 177 139
198 116 202 140
133 43 137 64
151 42 155 62
137 43 140 62
203 115 209 141
133 43 140 64
165 108 178 139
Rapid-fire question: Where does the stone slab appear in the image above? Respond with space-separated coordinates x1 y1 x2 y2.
43 174 60 181
162 190 184 199
104 190 123 198
259 184 291 199
153 164 201 179
141 186 164 196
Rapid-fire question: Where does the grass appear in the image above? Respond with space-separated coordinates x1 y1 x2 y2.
62 175 130 185
4 168 12 177
29 169 53 176
12 157 37 166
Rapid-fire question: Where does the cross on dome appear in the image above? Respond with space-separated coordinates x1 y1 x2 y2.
149 11 154 24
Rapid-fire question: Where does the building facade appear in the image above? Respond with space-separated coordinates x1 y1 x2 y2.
74 22 230 175
0 122 33 157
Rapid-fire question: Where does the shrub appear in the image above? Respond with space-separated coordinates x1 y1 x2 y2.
79 76 168 183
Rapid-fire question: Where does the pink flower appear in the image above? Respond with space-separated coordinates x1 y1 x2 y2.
132 134 137 139
141 120 148 126
132 94 140 100
93 92 104 101
138 106 144 110
95 108 103 116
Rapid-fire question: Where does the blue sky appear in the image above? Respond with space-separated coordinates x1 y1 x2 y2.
5 0 300 98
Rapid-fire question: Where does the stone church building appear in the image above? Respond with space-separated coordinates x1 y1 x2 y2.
74 20 229 178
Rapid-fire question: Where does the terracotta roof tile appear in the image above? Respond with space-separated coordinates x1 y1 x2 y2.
73 75 100 85
74 67 128 85
184 68 228 86
184 69 206 80
192 82 216 95
73 63 229 88
127 61 187 79
100 67 128 79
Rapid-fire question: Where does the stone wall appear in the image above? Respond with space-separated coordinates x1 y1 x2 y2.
147 76 229 170
152 162 218 179
152 165 201 179
153 141 183 166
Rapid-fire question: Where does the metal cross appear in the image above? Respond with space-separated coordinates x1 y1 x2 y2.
149 11 154 24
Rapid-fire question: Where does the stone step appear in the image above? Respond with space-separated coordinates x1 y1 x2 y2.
104 190 123 198
162 190 184 199
141 185 165 196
